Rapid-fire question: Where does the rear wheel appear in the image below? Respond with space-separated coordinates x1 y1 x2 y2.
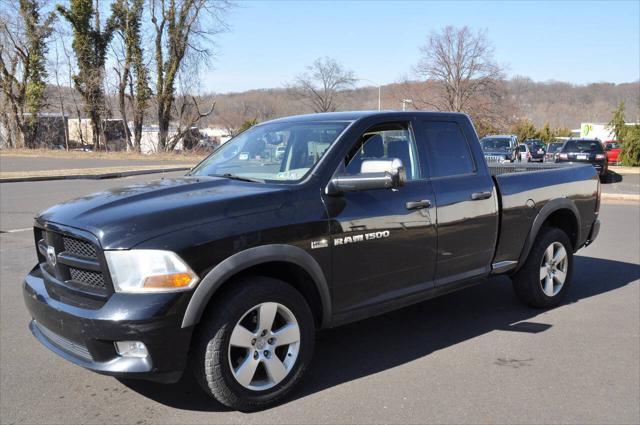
512 227 573 308
190 277 315 411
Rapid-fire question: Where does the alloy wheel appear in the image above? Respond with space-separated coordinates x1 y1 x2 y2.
228 302 300 391
539 241 568 297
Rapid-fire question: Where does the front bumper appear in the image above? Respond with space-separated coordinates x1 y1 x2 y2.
23 266 194 383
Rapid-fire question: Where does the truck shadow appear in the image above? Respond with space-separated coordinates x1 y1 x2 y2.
602 171 623 184
119 255 639 412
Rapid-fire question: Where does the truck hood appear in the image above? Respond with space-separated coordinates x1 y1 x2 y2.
37 176 288 249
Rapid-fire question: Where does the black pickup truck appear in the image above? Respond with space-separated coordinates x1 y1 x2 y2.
23 112 601 411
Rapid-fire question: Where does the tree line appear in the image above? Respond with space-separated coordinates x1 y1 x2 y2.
1 0 230 151
1 5 639 157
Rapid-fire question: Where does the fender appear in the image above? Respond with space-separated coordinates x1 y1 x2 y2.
516 198 581 271
181 244 332 329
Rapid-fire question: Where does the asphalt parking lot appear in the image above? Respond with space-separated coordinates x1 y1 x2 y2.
0 156 193 173
1 173 639 424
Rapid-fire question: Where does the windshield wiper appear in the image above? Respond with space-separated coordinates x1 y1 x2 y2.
211 173 264 183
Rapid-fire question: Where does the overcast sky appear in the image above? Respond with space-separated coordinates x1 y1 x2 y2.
201 0 640 93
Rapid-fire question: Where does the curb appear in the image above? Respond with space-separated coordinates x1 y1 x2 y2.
609 166 640 175
601 193 640 202
0 167 191 183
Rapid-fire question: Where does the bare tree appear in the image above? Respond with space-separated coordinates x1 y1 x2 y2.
51 34 69 150
57 0 119 150
415 26 505 113
0 0 56 148
164 70 215 151
290 57 357 113
150 0 230 151
111 0 149 151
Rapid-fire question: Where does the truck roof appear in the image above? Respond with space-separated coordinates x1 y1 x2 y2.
264 110 469 124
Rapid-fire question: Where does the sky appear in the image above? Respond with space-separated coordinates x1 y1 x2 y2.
202 0 640 93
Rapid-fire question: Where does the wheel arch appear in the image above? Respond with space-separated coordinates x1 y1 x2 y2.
182 244 332 329
516 198 581 272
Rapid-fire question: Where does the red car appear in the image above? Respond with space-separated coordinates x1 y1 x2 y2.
604 141 622 164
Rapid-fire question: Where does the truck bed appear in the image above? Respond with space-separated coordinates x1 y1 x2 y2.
490 162 599 266
488 161 583 176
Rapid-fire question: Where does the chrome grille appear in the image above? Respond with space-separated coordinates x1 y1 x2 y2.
62 236 97 258
34 227 112 297
485 155 508 163
69 267 106 289
33 321 92 360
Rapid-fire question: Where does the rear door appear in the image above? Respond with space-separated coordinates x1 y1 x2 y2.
415 117 499 286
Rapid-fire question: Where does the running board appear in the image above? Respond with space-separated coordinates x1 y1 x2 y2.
491 260 518 274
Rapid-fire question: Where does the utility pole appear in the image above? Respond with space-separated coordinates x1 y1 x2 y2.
401 99 413 111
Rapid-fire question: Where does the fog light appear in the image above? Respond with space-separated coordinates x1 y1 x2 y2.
115 341 149 358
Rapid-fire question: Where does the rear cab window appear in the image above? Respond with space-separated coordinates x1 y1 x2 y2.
563 140 603 153
419 121 476 178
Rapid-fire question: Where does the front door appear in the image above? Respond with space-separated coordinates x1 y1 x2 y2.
323 120 438 315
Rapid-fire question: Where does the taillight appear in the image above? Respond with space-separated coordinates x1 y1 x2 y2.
595 154 606 160
558 153 568 160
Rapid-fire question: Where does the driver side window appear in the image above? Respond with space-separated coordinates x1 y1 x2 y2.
343 122 420 180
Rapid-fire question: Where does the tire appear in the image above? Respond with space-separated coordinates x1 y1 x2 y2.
512 227 573 308
190 276 315 411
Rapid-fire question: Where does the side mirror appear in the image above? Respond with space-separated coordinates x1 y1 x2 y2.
327 158 407 195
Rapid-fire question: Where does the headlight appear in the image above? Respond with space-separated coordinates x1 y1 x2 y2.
104 250 199 293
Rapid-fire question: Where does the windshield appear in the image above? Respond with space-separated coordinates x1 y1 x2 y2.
190 121 350 182
481 138 511 151
547 143 563 153
562 140 603 153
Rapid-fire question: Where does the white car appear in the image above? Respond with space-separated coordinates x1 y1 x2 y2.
238 152 250 160
515 144 532 162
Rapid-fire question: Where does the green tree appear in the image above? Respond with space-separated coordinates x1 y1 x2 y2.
539 122 553 143
607 102 628 142
112 0 150 151
619 125 640 166
0 0 56 147
57 0 118 150
553 127 572 138
238 118 257 134
510 119 538 143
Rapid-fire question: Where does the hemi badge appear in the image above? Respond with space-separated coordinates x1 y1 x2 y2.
311 239 328 249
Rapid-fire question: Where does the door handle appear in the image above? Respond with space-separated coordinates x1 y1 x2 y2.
471 191 492 200
406 200 431 210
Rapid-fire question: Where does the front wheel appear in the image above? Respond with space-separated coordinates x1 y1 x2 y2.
512 227 573 308
190 277 315 411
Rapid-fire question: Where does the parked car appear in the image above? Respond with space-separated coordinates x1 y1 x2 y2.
524 139 546 162
238 151 250 160
604 141 622 165
24 112 601 411
545 141 565 162
275 145 287 160
515 143 532 162
557 138 608 176
480 135 518 163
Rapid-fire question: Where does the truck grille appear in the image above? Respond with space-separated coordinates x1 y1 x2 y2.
63 236 97 258
34 227 112 298
69 268 106 289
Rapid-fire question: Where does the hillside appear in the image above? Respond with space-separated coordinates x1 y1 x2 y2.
41 79 640 133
